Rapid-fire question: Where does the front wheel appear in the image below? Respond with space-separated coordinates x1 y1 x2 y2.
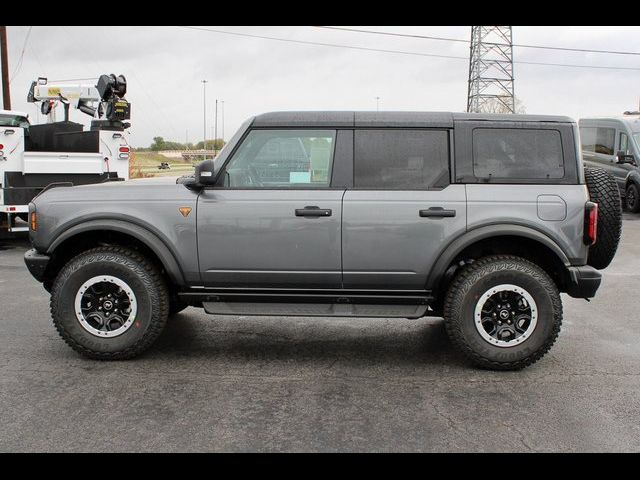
626 183 640 213
50 246 169 359
443 255 562 370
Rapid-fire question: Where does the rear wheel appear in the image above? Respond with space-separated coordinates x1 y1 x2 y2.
626 183 640 213
50 246 169 359
443 255 562 370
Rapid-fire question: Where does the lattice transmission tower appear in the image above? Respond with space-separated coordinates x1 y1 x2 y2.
467 26 515 113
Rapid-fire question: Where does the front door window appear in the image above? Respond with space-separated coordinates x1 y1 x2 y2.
222 129 336 188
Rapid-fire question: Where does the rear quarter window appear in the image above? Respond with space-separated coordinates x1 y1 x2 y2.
473 128 564 180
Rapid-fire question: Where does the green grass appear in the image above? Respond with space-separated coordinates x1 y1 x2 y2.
133 152 193 167
132 152 196 177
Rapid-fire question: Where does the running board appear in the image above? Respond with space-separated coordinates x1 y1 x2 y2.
202 301 428 319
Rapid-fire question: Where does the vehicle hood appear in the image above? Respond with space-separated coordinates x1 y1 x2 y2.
33 177 191 205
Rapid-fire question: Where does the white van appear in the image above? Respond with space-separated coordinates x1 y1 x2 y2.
579 113 640 212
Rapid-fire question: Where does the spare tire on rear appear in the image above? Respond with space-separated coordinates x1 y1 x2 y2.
584 167 622 269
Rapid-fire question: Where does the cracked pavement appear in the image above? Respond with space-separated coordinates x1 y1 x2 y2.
1 214 640 452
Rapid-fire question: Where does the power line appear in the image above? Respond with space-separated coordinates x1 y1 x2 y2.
176 26 640 72
176 26 467 61
315 26 470 45
315 26 640 57
9 26 33 83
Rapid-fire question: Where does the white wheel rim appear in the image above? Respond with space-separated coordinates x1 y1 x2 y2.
74 275 137 338
473 283 538 348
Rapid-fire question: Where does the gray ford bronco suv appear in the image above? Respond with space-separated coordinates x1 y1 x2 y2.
24 112 622 370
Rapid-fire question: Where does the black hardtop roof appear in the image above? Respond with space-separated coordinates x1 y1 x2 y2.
251 111 575 128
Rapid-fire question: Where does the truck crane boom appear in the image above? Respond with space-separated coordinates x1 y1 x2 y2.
1 74 132 233
27 74 131 127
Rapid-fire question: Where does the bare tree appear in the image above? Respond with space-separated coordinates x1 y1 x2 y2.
481 97 527 114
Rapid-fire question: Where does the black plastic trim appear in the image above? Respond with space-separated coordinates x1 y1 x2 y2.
45 219 187 286
24 248 50 282
426 224 572 292
566 265 602 299
179 287 432 306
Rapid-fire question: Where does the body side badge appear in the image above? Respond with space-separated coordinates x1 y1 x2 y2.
179 207 192 218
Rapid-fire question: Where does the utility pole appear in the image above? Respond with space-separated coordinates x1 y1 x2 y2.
375 96 380 112
1 26 11 110
201 80 208 159
221 100 225 144
214 99 218 156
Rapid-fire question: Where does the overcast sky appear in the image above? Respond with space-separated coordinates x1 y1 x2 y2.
3 25 640 147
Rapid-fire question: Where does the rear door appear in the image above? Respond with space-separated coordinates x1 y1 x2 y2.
0 122 25 206
342 128 466 290
0 124 25 174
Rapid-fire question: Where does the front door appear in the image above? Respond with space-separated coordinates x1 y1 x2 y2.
197 128 344 288
615 131 637 190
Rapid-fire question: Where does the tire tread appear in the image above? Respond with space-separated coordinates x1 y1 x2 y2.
584 167 622 269
50 246 169 360
443 254 563 370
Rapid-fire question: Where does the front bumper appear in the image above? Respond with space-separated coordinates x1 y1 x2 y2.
24 248 50 283
566 265 602 299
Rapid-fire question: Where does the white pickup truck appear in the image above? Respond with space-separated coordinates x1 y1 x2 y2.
0 109 130 232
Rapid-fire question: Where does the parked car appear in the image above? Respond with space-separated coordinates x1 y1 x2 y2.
579 113 640 211
24 111 622 370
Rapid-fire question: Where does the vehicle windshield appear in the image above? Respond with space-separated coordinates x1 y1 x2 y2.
633 133 640 152
0 114 29 128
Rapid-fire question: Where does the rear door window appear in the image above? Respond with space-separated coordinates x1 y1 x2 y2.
354 129 450 189
473 128 564 180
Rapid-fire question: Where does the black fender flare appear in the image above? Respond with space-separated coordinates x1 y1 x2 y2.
47 219 187 286
425 224 571 292
625 170 640 190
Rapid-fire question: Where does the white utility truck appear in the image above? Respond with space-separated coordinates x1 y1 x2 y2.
1 74 131 232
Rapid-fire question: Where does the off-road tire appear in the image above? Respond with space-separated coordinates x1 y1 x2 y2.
50 246 169 360
443 255 562 370
625 182 640 213
584 167 622 269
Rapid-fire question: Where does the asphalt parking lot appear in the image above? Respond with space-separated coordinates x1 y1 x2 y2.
1 216 640 452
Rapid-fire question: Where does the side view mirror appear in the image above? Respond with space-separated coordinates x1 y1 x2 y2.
176 175 198 190
616 151 637 166
194 160 218 186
